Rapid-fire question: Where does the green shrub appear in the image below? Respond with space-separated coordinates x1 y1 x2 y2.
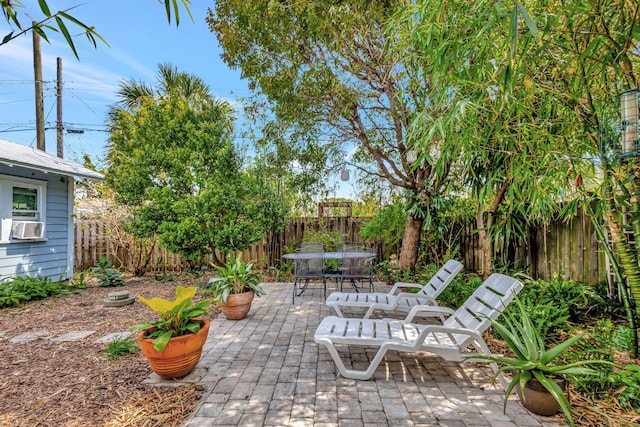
103 336 139 361
565 319 617 396
301 229 344 251
438 275 482 309
70 270 90 288
0 275 74 308
92 257 125 287
508 275 599 339
375 260 415 286
360 201 406 257
608 365 640 409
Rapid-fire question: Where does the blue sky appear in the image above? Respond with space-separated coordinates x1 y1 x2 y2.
0 1 249 167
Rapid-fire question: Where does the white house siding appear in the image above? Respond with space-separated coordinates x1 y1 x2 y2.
0 165 72 281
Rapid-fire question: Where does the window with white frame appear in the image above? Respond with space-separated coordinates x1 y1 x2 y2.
12 186 40 219
0 175 47 241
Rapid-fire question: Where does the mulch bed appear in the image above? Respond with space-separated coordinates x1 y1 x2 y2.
0 275 213 427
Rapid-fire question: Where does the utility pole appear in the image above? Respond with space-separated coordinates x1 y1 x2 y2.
56 57 63 158
33 22 45 151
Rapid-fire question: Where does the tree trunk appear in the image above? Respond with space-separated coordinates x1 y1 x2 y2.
475 203 493 279
399 216 423 270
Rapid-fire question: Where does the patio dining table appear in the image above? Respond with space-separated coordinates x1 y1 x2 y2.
282 251 376 261
283 250 376 297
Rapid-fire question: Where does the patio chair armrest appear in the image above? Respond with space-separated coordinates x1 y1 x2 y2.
402 305 454 322
389 282 423 294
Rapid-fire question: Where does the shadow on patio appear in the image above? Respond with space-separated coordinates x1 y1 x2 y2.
150 282 566 426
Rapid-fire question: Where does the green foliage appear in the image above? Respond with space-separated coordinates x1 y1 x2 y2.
437 275 482 309
107 65 288 265
131 285 211 352
0 275 74 308
70 270 89 288
375 260 414 287
103 336 139 361
1 0 190 58
92 257 125 288
0 0 108 58
301 229 345 251
361 200 406 256
567 319 624 396
419 196 476 266
608 365 640 410
209 1 459 269
205 256 265 303
510 276 601 339
469 297 611 427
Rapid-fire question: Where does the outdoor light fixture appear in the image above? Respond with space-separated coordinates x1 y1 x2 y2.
620 89 639 158
600 88 640 161
340 168 350 181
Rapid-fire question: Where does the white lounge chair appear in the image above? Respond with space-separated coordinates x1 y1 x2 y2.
314 273 524 381
325 259 463 319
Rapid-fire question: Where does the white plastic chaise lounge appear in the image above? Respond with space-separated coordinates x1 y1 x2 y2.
314 273 523 381
325 259 463 319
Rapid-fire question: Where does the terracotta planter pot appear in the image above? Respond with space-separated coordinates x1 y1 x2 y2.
137 319 210 380
517 377 567 416
219 291 255 320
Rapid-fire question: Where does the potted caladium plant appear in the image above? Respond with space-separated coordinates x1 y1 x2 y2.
469 296 611 427
131 285 211 379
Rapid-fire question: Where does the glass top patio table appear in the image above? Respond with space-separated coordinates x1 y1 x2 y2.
282 251 376 260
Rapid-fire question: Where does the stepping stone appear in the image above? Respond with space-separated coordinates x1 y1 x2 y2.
93 331 133 344
108 291 132 300
103 290 136 307
52 330 96 342
10 330 50 343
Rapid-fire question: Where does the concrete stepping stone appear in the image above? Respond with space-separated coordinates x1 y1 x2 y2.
93 331 133 344
103 290 136 307
10 330 50 343
51 330 96 342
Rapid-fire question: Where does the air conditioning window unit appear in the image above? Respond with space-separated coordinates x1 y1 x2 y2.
12 221 45 239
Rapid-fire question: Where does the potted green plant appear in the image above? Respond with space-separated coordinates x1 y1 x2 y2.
207 255 265 320
468 296 611 427
131 285 211 379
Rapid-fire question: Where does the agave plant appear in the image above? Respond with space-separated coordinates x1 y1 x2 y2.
469 296 611 427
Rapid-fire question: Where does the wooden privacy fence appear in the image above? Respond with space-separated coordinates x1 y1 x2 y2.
458 206 607 285
74 216 382 273
74 208 607 285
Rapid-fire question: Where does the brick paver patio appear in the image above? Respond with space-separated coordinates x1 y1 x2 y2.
147 282 565 426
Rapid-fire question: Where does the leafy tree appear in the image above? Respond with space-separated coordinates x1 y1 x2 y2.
1 0 191 58
208 0 457 270
393 0 640 356
390 1 582 276
106 64 288 267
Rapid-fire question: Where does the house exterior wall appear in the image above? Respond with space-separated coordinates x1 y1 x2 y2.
0 164 73 281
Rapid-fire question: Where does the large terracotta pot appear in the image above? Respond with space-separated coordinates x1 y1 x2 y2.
219 291 255 320
517 377 567 416
137 319 210 380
